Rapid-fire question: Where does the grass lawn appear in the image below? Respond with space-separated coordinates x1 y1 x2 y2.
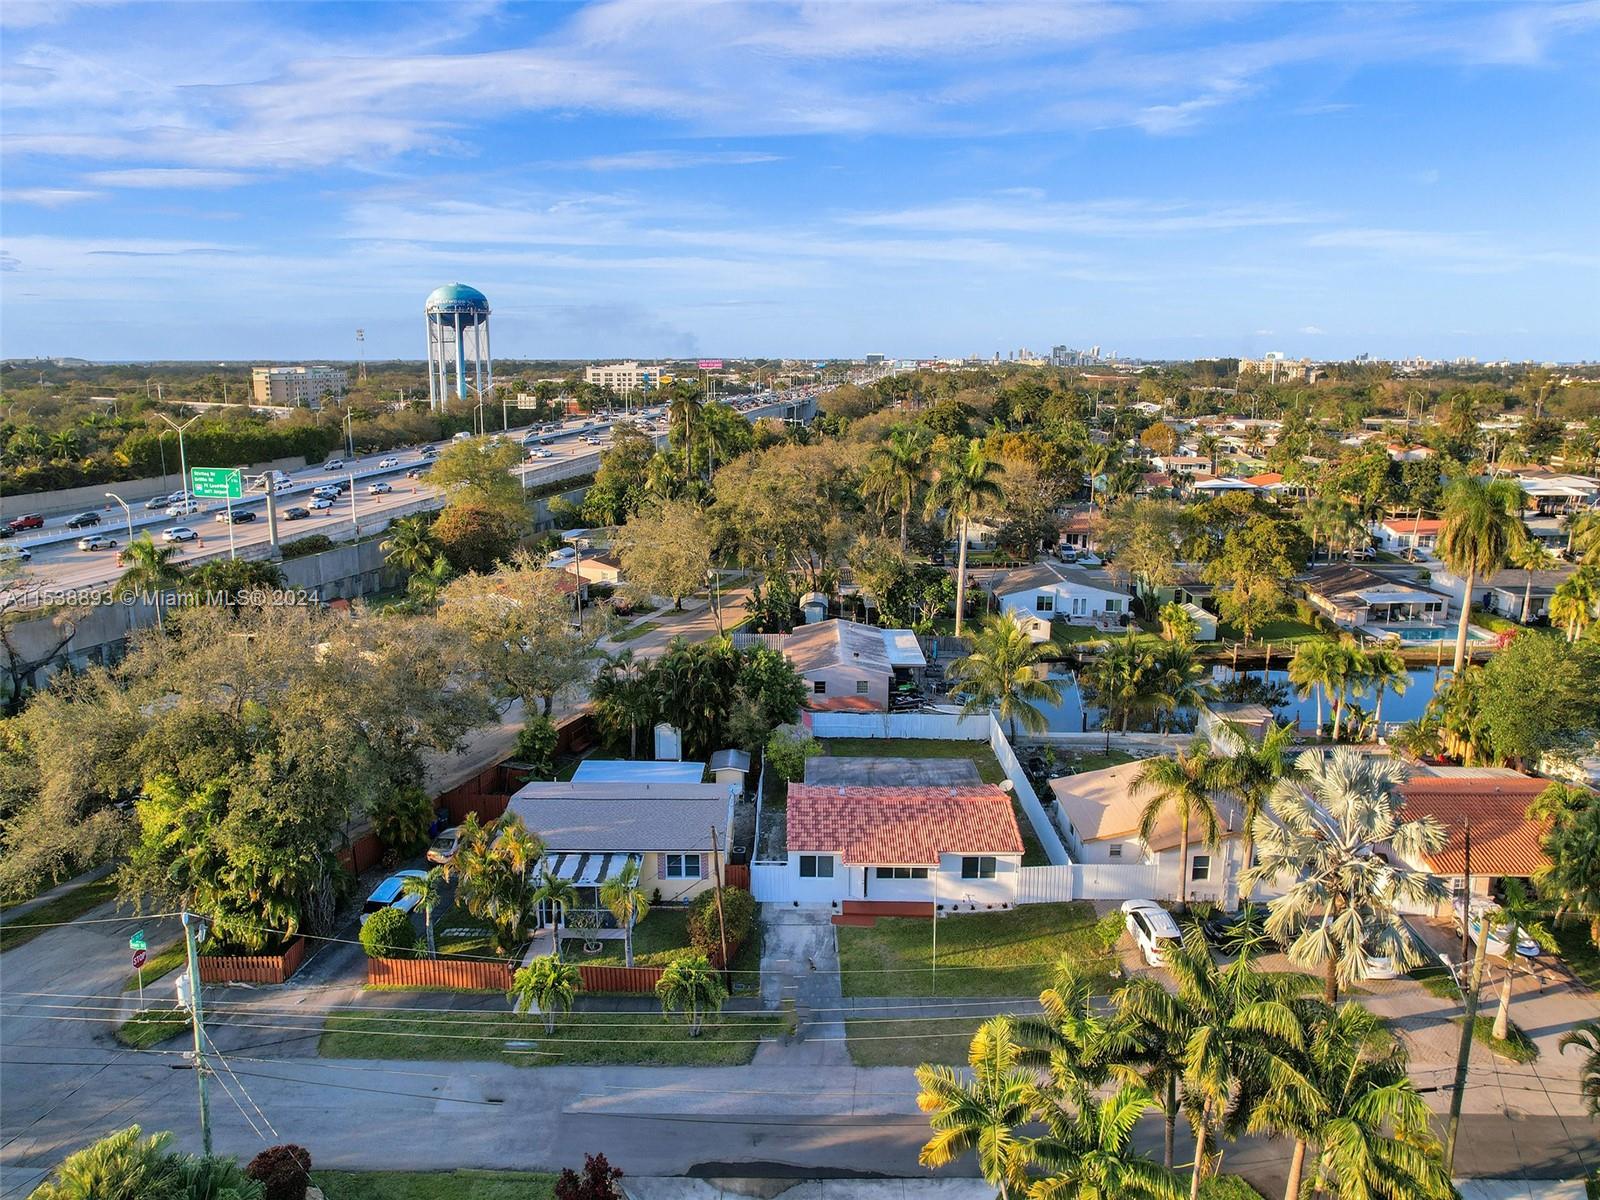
1069 750 1136 772
836 902 1117 998
1554 916 1600 992
311 1171 556 1200
562 907 765 991
1216 617 1325 645
1461 1014 1539 1064
122 937 186 992
432 905 496 958
610 619 662 644
1049 620 1109 646
319 1008 779 1066
117 1007 190 1049
0 878 122 954
846 1016 983 1067
1407 963 1461 1000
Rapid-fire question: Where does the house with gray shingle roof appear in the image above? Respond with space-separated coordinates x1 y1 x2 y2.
990 561 1131 629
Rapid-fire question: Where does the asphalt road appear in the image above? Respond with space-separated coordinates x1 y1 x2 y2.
2 393 812 597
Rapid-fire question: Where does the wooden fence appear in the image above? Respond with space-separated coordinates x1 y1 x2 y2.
578 964 665 993
367 956 512 990
724 863 750 890
198 938 306 985
337 831 383 875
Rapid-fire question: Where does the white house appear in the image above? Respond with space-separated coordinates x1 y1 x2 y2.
992 562 1131 626
1049 762 1247 906
783 784 1025 912
1373 517 1443 555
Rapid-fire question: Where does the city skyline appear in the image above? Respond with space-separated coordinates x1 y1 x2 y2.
2 0 1597 362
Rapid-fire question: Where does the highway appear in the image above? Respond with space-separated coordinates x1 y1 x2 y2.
1 392 814 598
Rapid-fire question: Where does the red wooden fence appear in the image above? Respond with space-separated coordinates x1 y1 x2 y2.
367 956 512 990
198 938 306 985
579 964 666 993
724 864 750 890
337 831 383 875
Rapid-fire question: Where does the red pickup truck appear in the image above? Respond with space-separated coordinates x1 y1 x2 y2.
6 514 44 533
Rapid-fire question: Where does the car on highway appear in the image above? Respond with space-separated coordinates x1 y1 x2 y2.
324 458 345 470
582 435 602 445
308 497 334 511
377 457 398 469
6 514 44 533
215 510 257 524
406 468 423 479
526 447 552 459
77 534 118 552
360 869 428 926
166 501 200 517
452 431 474 442
8 547 32 563
312 486 339 499
419 445 439 459
1122 899 1182 966
282 506 310 521
367 482 392 495
144 496 172 510
64 512 101 530
166 491 193 504
161 526 199 543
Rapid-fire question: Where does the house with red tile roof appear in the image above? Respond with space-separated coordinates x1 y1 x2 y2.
1392 771 1555 915
782 784 1025 909
1374 516 1445 555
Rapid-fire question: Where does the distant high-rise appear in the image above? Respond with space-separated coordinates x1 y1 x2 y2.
251 364 346 407
424 283 492 411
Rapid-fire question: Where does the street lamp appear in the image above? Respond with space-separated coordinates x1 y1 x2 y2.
155 412 201 500
343 409 355 459
105 492 134 544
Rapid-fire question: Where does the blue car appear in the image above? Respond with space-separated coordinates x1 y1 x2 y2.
360 869 427 926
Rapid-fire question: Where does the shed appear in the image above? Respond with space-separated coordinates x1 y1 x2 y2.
708 749 752 789
800 592 829 624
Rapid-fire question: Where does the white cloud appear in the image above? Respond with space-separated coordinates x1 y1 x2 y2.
3 187 101 207
1299 325 1325 335
561 150 783 172
84 168 254 188
1308 228 1600 272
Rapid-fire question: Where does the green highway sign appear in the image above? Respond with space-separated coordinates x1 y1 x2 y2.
129 930 147 951
190 466 242 500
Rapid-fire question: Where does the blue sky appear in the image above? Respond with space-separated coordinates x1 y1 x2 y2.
2 0 1597 362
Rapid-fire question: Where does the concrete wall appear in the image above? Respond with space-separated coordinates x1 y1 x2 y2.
3 455 309 519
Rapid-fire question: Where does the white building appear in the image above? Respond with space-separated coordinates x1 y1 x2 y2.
991 562 1130 626
584 361 658 392
250 365 347 407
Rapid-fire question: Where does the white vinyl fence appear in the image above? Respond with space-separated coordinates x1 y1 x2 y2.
750 863 799 904
806 710 991 740
1069 863 1163 901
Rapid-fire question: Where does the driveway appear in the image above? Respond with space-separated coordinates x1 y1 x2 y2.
804 758 980 788
755 907 848 1068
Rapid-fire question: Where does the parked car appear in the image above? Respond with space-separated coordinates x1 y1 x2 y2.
308 497 334 511
78 534 118 552
215 510 257 524
6 514 44 532
324 458 345 471
161 526 199 543
426 827 463 866
64 512 101 529
1457 898 1542 959
1122 899 1183 966
360 869 428 925
281 506 309 521
377 457 398 469
367 482 392 495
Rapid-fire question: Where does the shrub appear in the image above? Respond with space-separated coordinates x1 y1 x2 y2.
765 727 819 783
688 886 756 958
359 906 418 960
279 534 335 560
1092 911 1127 955
364 787 433 857
554 1152 624 1200
244 1144 312 1200
513 715 559 778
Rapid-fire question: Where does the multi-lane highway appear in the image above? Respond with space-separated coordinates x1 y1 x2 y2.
2 391 815 596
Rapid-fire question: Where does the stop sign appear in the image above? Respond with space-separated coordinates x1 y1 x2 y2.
132 948 147 970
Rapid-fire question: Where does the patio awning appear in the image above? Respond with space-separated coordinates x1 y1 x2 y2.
1356 588 1436 604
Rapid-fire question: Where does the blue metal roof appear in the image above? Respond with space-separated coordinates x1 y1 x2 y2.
571 759 708 784
424 282 489 312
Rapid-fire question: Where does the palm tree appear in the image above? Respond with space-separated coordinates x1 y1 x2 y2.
669 389 704 481
1251 1001 1449 1200
532 858 579 962
1214 719 1298 877
1286 638 1335 736
915 1015 1035 1198
403 552 455 613
1157 601 1197 645
1131 740 1223 912
924 437 1005 636
1324 637 1366 742
1507 537 1557 624
1550 564 1600 642
29 1125 189 1200
508 954 581 1034
1436 476 1526 672
1147 643 1214 735
655 952 728 1037
599 858 650 967
399 866 448 957
1080 632 1162 748
1558 1020 1600 1118
1568 509 1600 564
1531 786 1600 947
1362 644 1409 733
381 514 439 575
114 534 185 630
593 648 658 758
1244 749 1447 1003
46 429 79 461
1103 979 1188 1167
1026 1083 1185 1200
1487 879 1556 1042
946 613 1063 741
863 427 931 550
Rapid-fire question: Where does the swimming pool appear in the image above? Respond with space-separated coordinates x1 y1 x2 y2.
1360 623 1493 644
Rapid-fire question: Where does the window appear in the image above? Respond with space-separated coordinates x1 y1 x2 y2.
874 867 929 880
665 853 702 879
812 679 827 695
855 680 870 694
1190 854 1211 882
799 855 834 879
1108 843 1123 859
1035 593 1054 613
1105 599 1122 613
960 856 997 880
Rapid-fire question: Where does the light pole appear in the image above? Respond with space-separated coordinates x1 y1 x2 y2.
104 492 134 545
155 412 201 499
344 409 355 459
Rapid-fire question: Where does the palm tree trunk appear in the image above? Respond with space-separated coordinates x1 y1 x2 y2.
1324 951 1338 1005
1164 1078 1177 1167
1283 1139 1306 1200
624 914 634 968
1188 1114 1208 1200
1453 565 1476 673
1315 685 1324 737
1522 572 1534 625
1177 811 1191 913
899 501 909 552
1374 683 1387 732
425 908 436 958
954 520 970 636
1493 962 1515 1041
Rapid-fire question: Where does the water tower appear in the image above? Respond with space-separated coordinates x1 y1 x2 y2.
424 283 492 411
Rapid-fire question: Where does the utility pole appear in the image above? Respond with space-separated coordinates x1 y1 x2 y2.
181 912 213 1155
1459 821 1472 964
1445 891 1492 1173
708 825 731 988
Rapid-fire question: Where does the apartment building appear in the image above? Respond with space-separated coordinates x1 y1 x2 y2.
250 365 347 407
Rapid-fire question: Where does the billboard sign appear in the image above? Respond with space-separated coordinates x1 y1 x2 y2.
696 359 723 371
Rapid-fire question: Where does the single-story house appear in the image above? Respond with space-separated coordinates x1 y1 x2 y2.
783 784 1025 909
1150 573 1215 610
1373 518 1443 555
751 619 926 712
573 553 625 585
1056 510 1100 556
1049 761 1247 905
1509 471 1599 515
1386 444 1436 463
992 562 1131 626
1242 471 1295 495
1391 772 1554 916
507 780 738 921
1198 701 1275 750
1191 476 1258 494
1301 563 1448 629
1151 454 1212 474
1475 566 1575 623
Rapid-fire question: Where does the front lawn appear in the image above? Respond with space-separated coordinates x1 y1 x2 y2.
319 1008 778 1066
562 906 764 990
431 904 497 958
835 902 1117 997
122 938 186 992
312 1172 555 1200
1553 916 1600 993
846 1016 985 1067
610 619 662 644
1461 1014 1539 1064
117 1007 190 1049
0 878 122 953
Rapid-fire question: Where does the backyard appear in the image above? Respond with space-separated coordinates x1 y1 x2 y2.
834 901 1119 998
